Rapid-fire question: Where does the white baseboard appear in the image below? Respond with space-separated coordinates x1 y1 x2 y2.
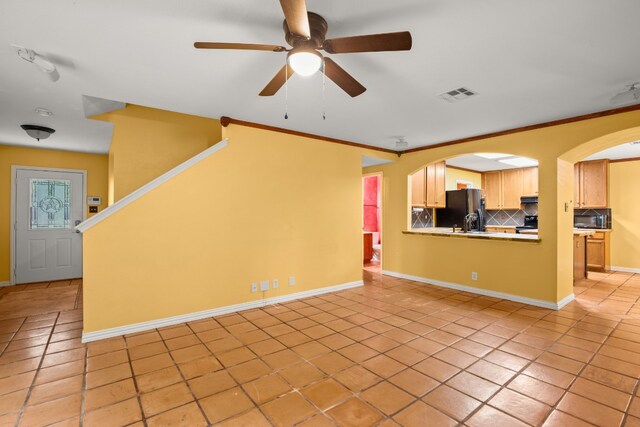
0 281 12 288
82 280 363 343
382 270 574 311
610 266 640 274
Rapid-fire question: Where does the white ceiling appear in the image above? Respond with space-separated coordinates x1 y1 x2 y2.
446 154 536 172
585 141 640 161
1 0 640 154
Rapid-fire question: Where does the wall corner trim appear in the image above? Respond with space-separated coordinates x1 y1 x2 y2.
76 139 228 233
82 279 363 342
382 270 575 310
611 266 640 274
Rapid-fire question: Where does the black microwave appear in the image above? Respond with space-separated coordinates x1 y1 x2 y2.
574 214 607 229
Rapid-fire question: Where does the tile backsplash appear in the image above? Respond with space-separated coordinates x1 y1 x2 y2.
486 203 538 226
411 208 433 228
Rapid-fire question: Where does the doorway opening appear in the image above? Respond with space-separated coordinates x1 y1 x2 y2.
363 173 382 272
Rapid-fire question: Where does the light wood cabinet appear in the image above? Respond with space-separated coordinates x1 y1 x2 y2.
522 167 539 196
426 161 446 208
410 161 446 208
482 169 523 210
574 235 587 281
587 231 610 272
486 226 516 234
575 160 608 208
411 168 426 207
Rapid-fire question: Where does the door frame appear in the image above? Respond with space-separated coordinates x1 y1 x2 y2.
10 165 87 286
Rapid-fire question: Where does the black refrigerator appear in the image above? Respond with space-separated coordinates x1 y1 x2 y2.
436 189 487 231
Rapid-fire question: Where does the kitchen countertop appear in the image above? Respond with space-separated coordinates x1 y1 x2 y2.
517 229 597 237
404 228 540 242
485 225 516 229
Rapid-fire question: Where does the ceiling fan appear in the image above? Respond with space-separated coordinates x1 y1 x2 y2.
194 0 412 97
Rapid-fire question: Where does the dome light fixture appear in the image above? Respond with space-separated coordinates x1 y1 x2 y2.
287 48 322 77
20 124 55 141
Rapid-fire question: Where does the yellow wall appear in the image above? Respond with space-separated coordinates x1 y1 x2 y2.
445 166 482 190
0 145 108 282
610 160 640 270
82 123 395 332
93 105 222 203
365 110 640 304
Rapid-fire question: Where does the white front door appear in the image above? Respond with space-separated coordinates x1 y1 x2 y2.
14 168 84 284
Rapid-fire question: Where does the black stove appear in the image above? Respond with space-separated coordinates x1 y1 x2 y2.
515 215 538 233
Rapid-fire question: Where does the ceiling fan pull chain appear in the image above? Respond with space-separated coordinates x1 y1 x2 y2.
284 61 289 119
322 58 326 120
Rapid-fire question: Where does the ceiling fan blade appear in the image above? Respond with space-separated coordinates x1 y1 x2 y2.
259 65 294 96
323 31 412 54
279 0 311 39
322 58 366 97
194 42 287 52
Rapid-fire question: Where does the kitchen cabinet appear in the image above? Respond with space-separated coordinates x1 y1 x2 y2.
410 161 446 208
522 167 539 196
587 231 610 272
482 169 523 210
410 168 426 207
426 161 446 208
486 226 516 234
575 159 608 208
574 235 587 281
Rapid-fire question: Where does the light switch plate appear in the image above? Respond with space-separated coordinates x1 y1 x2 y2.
272 279 279 289
260 280 269 291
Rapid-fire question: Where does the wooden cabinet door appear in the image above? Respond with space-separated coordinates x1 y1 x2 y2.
501 169 523 209
522 167 538 196
587 239 605 270
410 168 426 207
482 171 502 210
574 235 586 280
581 160 608 208
574 163 582 207
426 161 446 208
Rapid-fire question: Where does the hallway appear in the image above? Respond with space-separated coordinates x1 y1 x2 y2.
0 271 639 426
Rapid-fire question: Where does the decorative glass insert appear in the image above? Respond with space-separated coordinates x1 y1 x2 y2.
29 179 71 229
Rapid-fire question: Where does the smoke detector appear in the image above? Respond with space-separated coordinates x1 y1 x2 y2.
610 83 640 105
438 87 477 102
395 137 408 150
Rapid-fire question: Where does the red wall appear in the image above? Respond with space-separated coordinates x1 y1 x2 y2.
363 176 380 237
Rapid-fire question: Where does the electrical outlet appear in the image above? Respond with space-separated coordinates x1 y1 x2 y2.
273 279 279 289
471 272 478 281
260 280 269 291
289 276 295 286
251 283 257 293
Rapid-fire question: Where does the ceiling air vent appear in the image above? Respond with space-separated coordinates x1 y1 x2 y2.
631 140 640 145
438 87 477 102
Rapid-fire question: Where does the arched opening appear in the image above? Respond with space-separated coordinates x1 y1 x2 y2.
557 126 640 306
409 152 539 236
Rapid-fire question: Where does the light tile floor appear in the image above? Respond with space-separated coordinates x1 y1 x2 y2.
0 271 639 426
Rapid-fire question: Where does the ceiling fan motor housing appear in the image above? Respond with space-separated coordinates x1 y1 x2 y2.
284 12 328 49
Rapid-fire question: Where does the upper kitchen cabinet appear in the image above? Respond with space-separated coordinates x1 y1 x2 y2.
426 161 446 208
575 159 609 208
410 161 446 208
522 167 539 196
410 168 426 207
482 169 523 210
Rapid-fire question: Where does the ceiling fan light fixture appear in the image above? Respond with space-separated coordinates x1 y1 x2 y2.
287 49 322 77
20 124 55 141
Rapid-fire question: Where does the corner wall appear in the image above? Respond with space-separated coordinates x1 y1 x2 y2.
610 160 640 270
82 124 395 333
93 105 222 203
0 145 108 283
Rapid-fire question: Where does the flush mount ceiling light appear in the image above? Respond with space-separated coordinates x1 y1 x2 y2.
498 156 538 167
610 83 640 105
20 124 55 141
12 45 59 82
287 48 322 76
395 137 408 150
475 153 510 159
